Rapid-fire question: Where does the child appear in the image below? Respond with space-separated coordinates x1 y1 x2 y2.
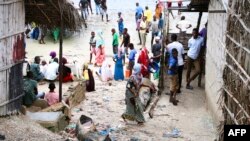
40 60 48 76
45 82 59 106
167 48 179 106
128 43 137 77
89 31 96 64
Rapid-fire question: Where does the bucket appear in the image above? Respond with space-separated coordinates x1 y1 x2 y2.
125 69 130 79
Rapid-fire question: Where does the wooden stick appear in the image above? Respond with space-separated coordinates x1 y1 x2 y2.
149 96 160 118
34 1 51 23
223 103 239 125
218 39 250 82
226 34 250 54
223 87 250 119
225 63 250 89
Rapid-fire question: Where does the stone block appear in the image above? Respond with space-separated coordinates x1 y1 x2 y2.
67 81 86 108
27 111 68 132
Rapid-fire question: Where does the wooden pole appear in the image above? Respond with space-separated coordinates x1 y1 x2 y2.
196 12 203 30
59 2 64 102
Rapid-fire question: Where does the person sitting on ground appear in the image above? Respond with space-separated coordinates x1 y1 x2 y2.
100 60 113 82
45 58 59 81
49 51 57 63
30 56 44 81
45 82 59 106
23 71 48 109
83 63 95 92
40 60 48 76
62 57 74 82
167 48 179 106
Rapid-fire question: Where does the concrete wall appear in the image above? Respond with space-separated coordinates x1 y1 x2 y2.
205 0 227 123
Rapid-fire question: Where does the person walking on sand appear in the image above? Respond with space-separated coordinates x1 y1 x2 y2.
128 43 137 77
117 12 124 37
100 0 109 22
113 48 124 81
151 15 159 46
95 31 106 67
87 0 93 14
155 3 163 19
135 2 144 22
186 28 204 90
94 0 101 15
138 45 150 78
120 28 130 57
144 6 153 27
136 14 142 45
139 16 148 46
79 0 89 20
111 28 119 54
89 31 97 64
122 64 145 125
167 48 179 106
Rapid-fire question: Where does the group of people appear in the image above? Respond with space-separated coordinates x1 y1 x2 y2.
121 1 207 124
29 53 73 83
79 0 109 22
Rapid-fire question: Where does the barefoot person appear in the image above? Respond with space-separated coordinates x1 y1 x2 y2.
89 31 97 64
100 0 109 22
122 64 145 125
168 48 179 106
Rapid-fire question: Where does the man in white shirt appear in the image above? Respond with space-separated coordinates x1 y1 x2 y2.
186 28 204 90
45 58 59 81
167 34 184 93
176 16 192 38
140 16 148 46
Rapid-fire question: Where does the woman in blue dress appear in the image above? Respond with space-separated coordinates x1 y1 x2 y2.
113 48 124 81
